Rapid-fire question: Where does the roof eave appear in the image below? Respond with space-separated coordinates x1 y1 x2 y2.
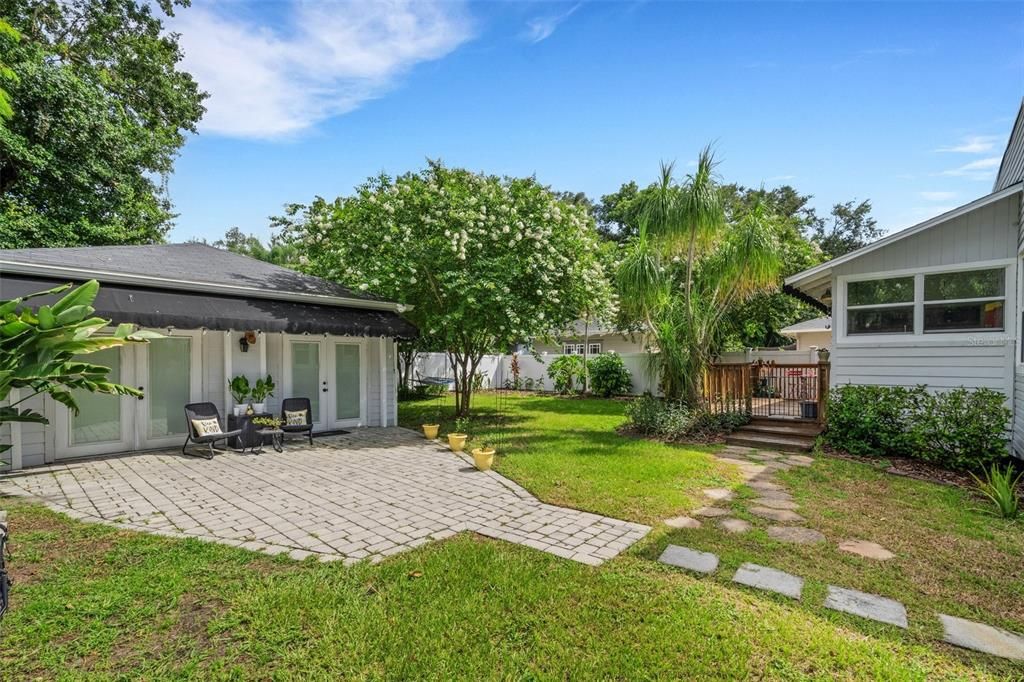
0 260 411 314
785 181 1024 294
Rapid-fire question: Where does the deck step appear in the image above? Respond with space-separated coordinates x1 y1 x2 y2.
725 431 817 453
741 422 823 438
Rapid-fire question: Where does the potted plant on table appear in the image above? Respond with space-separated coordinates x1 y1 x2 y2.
228 375 251 416
471 440 496 471
447 417 469 452
251 375 275 413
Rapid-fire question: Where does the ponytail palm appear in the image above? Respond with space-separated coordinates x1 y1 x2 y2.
618 150 783 403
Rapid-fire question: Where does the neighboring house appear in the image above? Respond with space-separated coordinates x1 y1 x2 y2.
785 99 1024 459
779 317 832 351
531 319 652 355
0 244 417 471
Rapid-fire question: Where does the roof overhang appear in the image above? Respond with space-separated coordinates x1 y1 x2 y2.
0 259 409 314
785 181 1024 303
1 274 419 339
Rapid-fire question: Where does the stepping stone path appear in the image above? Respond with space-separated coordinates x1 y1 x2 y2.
733 562 803 599
718 518 752 534
939 614 1024 661
750 506 805 523
825 586 908 628
703 488 734 502
767 526 826 544
838 539 895 561
664 516 701 529
693 506 730 518
753 498 799 510
658 544 719 574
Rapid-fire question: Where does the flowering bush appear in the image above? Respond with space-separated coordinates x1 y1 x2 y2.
274 161 614 414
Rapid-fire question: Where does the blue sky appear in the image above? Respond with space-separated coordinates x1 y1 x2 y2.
166 1 1024 244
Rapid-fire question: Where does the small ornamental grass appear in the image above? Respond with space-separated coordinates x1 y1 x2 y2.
624 394 748 441
971 464 1022 519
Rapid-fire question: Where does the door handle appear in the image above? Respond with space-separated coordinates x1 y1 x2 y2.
322 388 328 392
137 386 145 401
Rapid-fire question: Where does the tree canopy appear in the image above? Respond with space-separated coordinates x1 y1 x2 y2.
275 161 615 414
0 0 206 248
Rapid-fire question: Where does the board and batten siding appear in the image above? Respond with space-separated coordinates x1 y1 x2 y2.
1014 373 1024 459
995 101 1024 193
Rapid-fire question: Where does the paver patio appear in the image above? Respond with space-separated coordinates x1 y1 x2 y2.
0 428 649 566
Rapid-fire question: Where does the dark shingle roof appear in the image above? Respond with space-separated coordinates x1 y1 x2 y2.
0 243 378 302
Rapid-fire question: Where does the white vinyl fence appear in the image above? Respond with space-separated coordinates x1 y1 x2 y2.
410 348 818 397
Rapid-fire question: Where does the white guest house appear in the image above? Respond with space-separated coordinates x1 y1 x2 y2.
0 244 417 470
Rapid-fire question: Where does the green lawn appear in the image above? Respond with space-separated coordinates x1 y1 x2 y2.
0 392 1020 679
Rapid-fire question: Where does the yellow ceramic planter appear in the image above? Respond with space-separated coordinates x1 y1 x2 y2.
422 424 439 440
471 447 495 471
447 433 468 452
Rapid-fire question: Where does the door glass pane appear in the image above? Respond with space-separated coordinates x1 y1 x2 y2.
148 337 191 438
291 341 320 420
335 344 361 420
70 347 122 445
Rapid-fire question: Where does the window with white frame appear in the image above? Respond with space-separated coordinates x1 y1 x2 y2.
588 342 602 355
923 268 1005 333
563 343 584 355
846 276 915 335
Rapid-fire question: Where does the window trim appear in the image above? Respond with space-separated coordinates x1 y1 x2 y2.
836 259 1015 344
588 342 602 355
921 267 1007 334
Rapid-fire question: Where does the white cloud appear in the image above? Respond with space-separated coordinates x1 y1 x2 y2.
767 175 796 182
936 135 999 154
918 190 956 201
523 3 581 43
937 156 1001 179
172 1 473 139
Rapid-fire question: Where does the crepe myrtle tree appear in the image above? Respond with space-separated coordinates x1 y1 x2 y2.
275 161 615 415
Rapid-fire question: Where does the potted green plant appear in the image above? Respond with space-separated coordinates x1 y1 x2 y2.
251 374 275 413
448 417 469 452
228 375 251 416
471 440 495 471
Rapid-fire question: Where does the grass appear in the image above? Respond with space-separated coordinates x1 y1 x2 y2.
0 392 1020 678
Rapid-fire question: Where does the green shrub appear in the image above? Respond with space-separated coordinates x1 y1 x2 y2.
624 395 748 440
547 354 585 394
825 384 1011 470
397 384 447 402
587 353 632 397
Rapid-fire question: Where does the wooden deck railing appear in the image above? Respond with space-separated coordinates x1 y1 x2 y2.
703 359 831 424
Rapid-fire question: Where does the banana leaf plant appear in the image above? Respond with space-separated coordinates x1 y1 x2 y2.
1 280 160 458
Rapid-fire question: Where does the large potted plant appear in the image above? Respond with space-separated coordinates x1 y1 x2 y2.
447 417 469 452
471 441 496 471
228 375 251 416
251 375 275 413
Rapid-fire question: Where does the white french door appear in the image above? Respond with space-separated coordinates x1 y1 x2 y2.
55 330 202 458
285 337 366 430
54 345 134 459
329 340 366 428
286 338 328 428
135 331 202 450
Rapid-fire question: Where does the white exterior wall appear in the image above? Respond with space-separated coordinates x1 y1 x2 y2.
826 193 1019 455
793 331 831 351
1014 190 1024 459
533 334 650 355
2 329 399 470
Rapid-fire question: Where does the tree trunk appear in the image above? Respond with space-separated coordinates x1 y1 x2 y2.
450 349 483 416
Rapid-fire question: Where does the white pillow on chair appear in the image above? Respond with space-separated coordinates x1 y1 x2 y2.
284 409 308 426
191 418 222 436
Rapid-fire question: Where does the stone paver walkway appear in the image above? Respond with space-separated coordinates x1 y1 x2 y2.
0 428 649 566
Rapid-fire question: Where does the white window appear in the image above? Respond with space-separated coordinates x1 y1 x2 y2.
588 342 602 355
563 343 585 355
923 268 1005 333
846 276 915 335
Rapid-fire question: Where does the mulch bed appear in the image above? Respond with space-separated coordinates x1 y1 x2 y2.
819 445 976 488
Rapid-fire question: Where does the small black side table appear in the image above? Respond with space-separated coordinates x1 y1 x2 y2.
254 429 284 454
227 412 273 451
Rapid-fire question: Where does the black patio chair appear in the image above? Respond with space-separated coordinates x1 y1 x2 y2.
281 397 314 446
183 402 243 459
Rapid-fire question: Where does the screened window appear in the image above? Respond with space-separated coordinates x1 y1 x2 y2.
923 268 1005 332
846 276 915 335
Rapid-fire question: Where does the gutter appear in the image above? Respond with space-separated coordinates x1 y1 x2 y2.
0 260 412 314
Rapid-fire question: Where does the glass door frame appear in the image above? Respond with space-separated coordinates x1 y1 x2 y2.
135 329 203 450
327 338 367 429
284 335 329 428
53 344 135 459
